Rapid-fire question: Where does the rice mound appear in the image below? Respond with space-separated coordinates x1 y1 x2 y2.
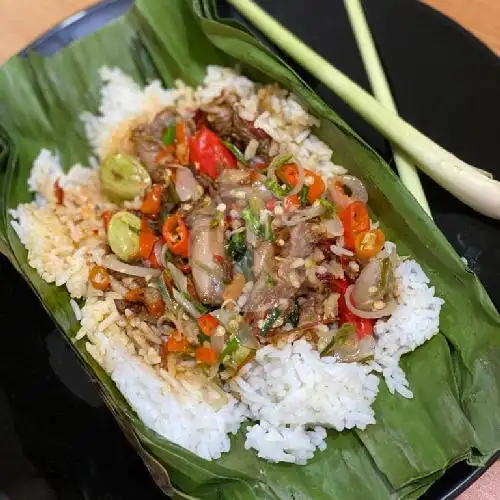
10 65 444 464
371 259 445 398
10 150 115 298
234 340 379 463
94 331 247 460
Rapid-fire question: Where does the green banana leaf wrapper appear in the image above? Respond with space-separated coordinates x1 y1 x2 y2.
1 0 500 498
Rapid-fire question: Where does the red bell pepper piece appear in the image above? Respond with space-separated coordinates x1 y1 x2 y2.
190 125 236 179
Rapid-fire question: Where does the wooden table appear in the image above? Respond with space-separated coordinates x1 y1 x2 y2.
0 0 499 498
0 0 499 62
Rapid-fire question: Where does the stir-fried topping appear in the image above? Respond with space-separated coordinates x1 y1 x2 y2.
96 106 400 382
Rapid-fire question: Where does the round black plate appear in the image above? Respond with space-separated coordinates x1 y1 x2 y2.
1 0 499 498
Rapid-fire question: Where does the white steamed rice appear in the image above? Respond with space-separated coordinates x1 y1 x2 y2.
10 65 444 464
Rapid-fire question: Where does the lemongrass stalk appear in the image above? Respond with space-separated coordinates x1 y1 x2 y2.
344 0 432 217
227 0 500 220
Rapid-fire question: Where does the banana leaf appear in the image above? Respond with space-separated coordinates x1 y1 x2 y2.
1 0 499 498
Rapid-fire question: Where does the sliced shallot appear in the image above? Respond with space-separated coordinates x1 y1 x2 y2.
101 255 162 278
175 167 201 202
345 284 397 319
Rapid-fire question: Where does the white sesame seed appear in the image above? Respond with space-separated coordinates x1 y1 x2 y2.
349 261 360 272
230 209 240 218
277 239 285 246
181 203 192 211
304 258 316 269
216 203 227 212
305 175 314 186
279 298 289 308
273 317 284 327
314 249 325 261
214 325 226 336
373 300 386 310
237 295 248 307
368 285 378 294
274 205 284 216
291 258 305 269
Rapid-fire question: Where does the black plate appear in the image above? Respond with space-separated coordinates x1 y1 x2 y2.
1 0 499 498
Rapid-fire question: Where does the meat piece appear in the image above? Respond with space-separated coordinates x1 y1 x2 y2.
189 215 226 305
131 109 176 183
205 104 234 137
217 169 252 190
218 185 274 207
284 222 317 259
114 299 143 315
232 113 272 156
298 294 324 326
131 125 165 182
253 242 274 279
215 163 273 206
149 108 175 138
203 100 271 157
244 270 296 319
276 258 306 289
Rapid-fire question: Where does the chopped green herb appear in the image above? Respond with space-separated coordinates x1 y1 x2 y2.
248 195 265 216
162 247 174 263
335 323 356 344
269 152 293 171
241 208 262 234
260 307 281 336
220 337 240 359
263 213 275 241
236 248 254 281
299 185 309 205
227 232 247 262
266 273 276 288
223 140 247 165
197 333 211 344
181 291 208 314
319 198 337 218
209 211 224 228
320 323 356 356
284 299 300 328
379 257 390 292
264 177 289 197
162 124 175 145
166 182 180 204
156 277 171 299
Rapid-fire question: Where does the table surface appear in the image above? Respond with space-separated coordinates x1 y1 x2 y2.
0 0 499 499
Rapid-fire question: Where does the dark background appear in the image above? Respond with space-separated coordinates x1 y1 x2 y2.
1 0 499 498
